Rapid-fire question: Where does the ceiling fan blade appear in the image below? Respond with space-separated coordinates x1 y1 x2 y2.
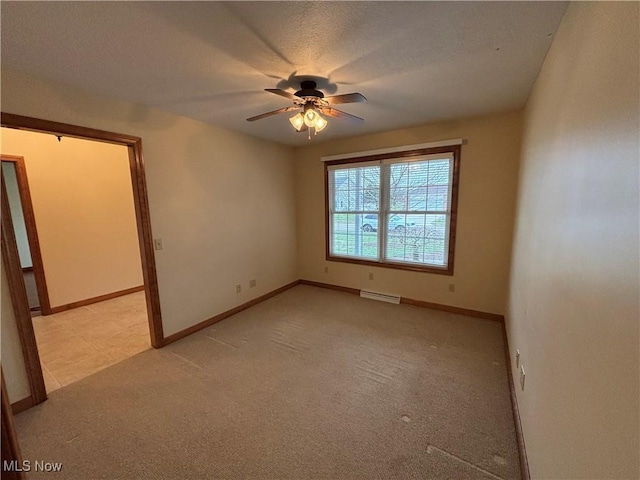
323 92 367 105
265 88 300 101
320 107 364 124
246 106 298 122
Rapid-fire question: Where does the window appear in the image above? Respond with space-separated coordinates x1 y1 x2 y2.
325 146 460 275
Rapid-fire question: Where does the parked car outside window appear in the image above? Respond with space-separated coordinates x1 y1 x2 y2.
362 214 416 232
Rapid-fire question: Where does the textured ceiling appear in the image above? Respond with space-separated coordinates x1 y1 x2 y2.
1 1 567 146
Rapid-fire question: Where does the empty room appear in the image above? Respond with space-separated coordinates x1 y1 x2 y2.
1 2 638 480
1 128 152 395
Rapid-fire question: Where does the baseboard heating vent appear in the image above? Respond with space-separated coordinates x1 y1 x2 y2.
360 290 401 304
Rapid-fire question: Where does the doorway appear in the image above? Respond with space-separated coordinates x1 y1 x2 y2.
1 113 164 410
1 157 49 318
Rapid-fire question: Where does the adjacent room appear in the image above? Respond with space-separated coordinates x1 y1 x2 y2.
0 2 638 480
1 128 151 394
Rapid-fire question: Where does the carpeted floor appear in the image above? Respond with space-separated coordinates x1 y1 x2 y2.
14 285 520 479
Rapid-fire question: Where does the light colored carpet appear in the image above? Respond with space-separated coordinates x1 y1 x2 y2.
15 285 520 479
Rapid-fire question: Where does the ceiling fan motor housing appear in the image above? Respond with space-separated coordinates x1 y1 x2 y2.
296 80 324 99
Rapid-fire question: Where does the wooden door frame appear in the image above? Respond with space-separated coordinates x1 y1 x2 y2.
1 114 165 357
1 175 48 407
1 155 52 316
2 371 26 480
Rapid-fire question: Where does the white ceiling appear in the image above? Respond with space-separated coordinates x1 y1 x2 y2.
1 1 567 146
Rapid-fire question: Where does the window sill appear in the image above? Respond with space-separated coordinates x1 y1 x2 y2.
326 255 453 275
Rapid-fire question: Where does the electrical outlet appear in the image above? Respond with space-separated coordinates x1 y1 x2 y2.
235 284 242 294
249 279 257 288
519 365 526 391
153 238 163 250
324 266 329 273
516 349 520 368
368 272 374 280
448 283 455 292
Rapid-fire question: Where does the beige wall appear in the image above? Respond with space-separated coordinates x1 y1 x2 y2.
1 259 31 403
295 111 522 315
2 129 143 308
507 2 639 478
1 69 297 404
1 70 298 337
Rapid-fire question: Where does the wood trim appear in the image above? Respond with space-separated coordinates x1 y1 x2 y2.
323 145 461 276
320 138 464 162
299 279 504 322
2 154 52 315
502 321 530 480
10 395 36 415
447 145 461 275
21 267 33 273
49 285 145 314
1 113 164 349
327 256 454 276
323 145 460 166
1 177 48 406
1 113 140 145
166 280 502 346
128 141 164 348
400 296 503 322
298 279 360 296
2 372 26 480
324 164 330 265
163 281 300 346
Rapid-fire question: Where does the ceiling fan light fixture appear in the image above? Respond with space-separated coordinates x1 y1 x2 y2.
315 114 328 132
250 80 365 138
303 108 319 127
289 113 305 131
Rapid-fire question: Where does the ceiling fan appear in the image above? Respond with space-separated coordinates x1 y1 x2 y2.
246 80 366 138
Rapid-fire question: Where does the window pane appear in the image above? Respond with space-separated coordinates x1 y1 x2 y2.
427 160 450 185
329 164 381 260
390 162 432 211
407 185 427 211
363 188 379 211
408 161 429 186
331 166 380 213
384 213 448 267
362 166 380 210
332 171 348 212
426 185 449 210
389 164 409 210
386 213 408 262
331 213 378 259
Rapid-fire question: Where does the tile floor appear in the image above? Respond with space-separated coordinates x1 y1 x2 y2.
32 291 150 393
